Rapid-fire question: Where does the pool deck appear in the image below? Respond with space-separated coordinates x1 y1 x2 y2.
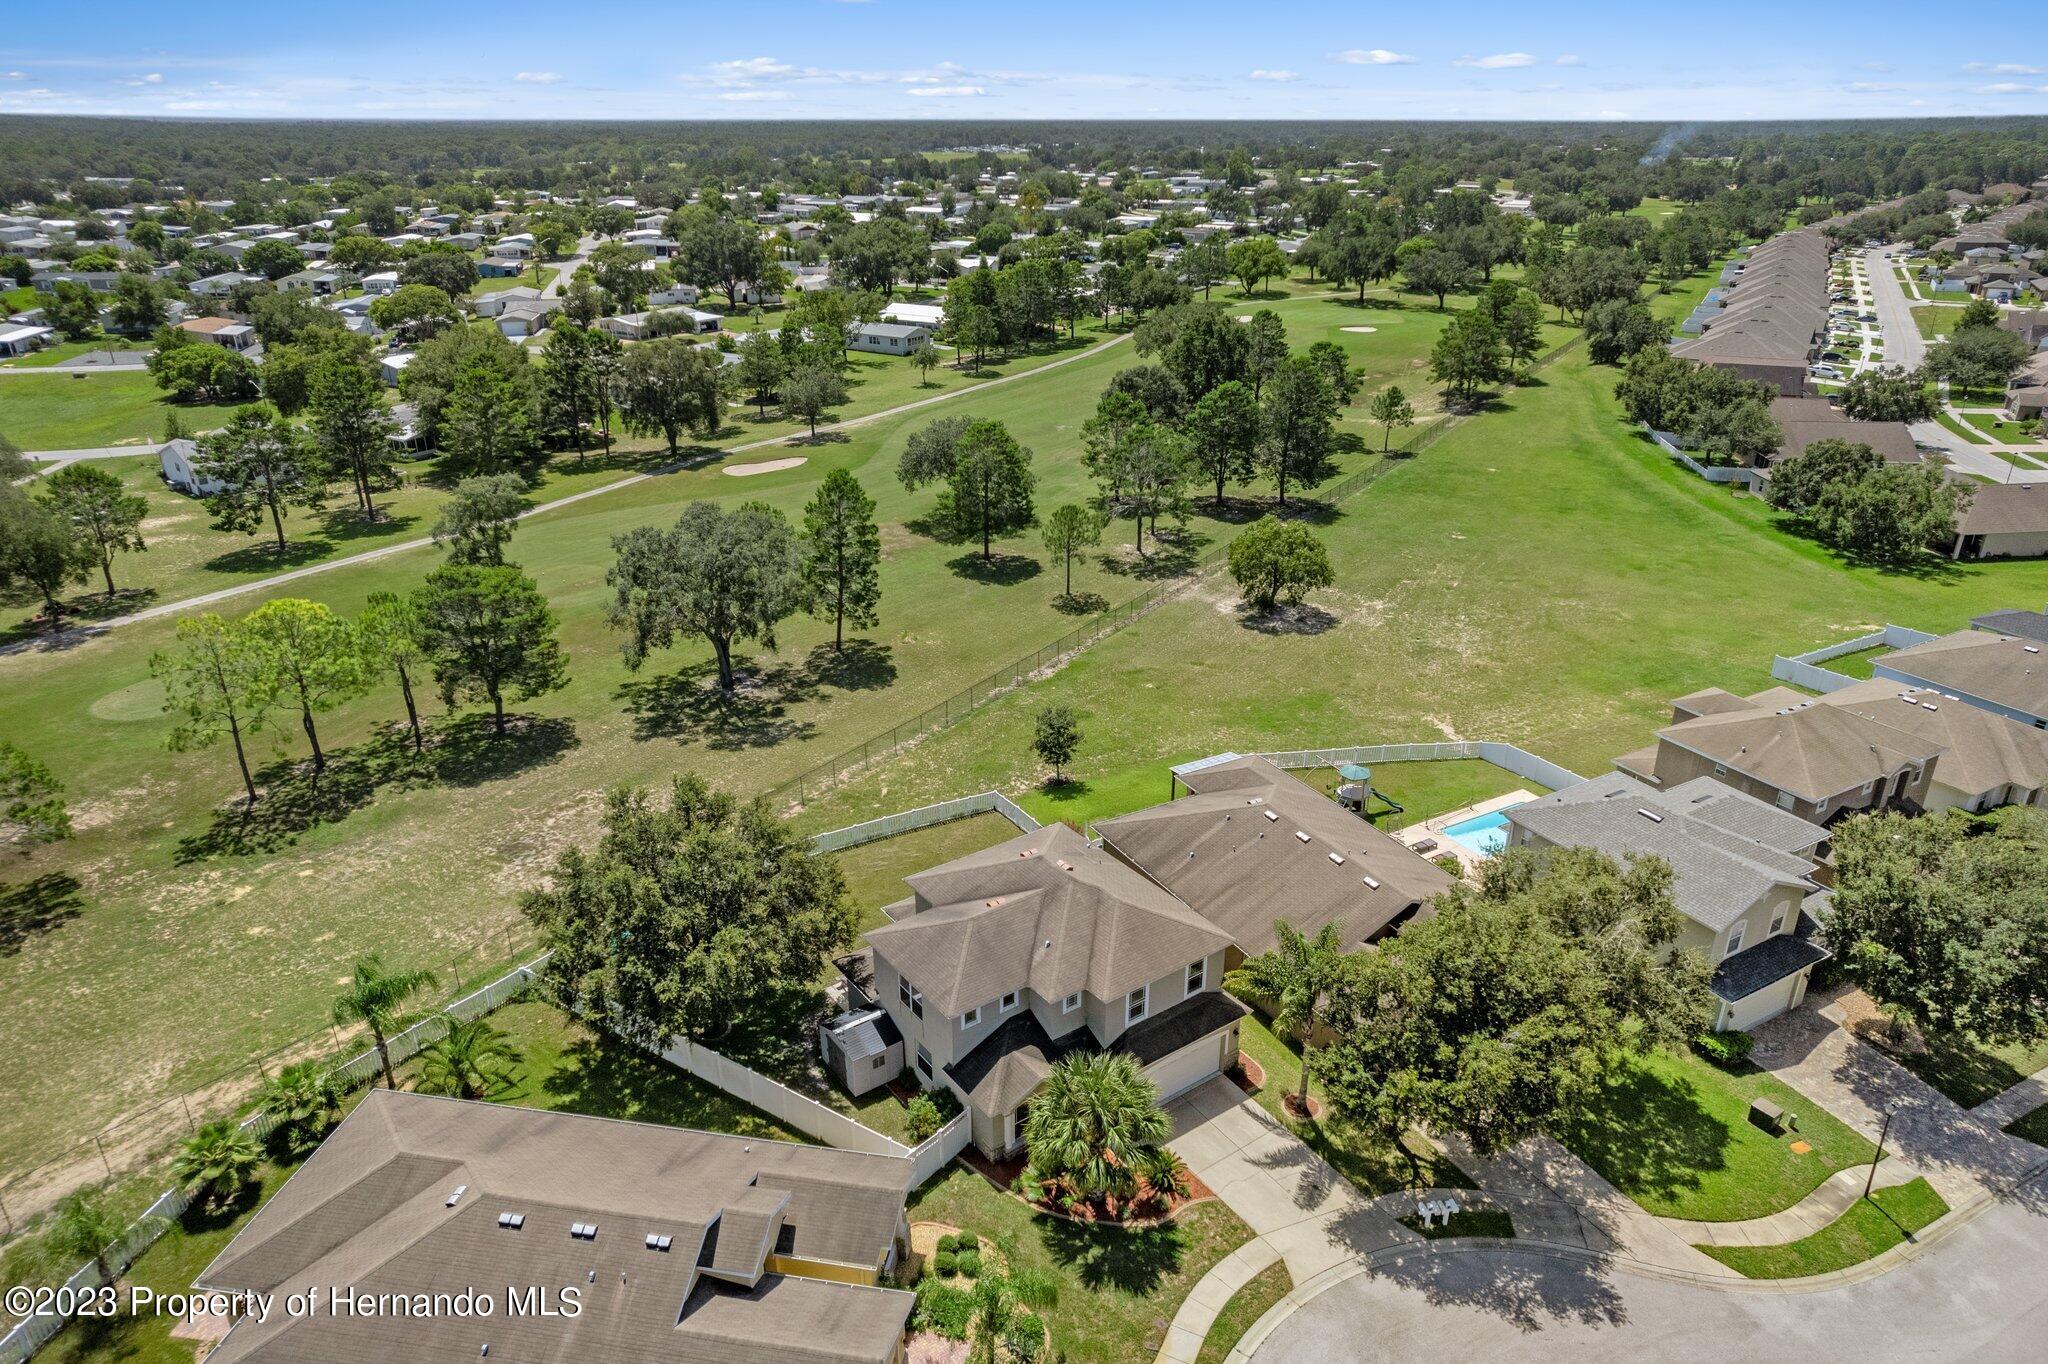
1391 790 1537 879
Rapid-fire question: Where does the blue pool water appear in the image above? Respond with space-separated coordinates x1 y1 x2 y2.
1440 809 1517 857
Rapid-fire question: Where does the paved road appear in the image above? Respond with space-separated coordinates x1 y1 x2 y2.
540 236 594 298
1249 1178 2048 1362
1864 244 1927 369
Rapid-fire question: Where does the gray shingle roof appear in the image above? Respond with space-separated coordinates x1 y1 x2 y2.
1711 912 1830 1003
1508 772 1820 932
1973 608 2048 644
870 823 1232 1017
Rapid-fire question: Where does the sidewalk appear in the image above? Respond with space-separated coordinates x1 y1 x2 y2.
1974 1068 2048 1131
1662 1159 1921 1248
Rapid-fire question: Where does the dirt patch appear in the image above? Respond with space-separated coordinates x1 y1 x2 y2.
722 456 807 477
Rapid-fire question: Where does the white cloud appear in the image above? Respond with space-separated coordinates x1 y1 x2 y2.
1965 62 2043 75
905 84 984 97
1979 82 2046 93
1553 55 1583 67
1455 53 1536 69
514 71 562 84
1847 82 1905 93
1333 49 1416 66
119 72 164 86
711 57 797 78
1248 69 1297 82
3 70 29 80
717 89 788 101
1862 61 1892 72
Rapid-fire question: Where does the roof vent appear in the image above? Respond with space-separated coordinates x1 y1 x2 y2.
1362 875 1381 889
1262 810 1279 822
1294 831 1310 843
1247 797 1265 805
2027 645 2041 655
1019 848 1037 858
445 1185 468 1207
1055 859 1073 871
1921 702 1938 711
570 1222 597 1241
646 1234 673 1252
1637 809 1665 823
986 897 1003 907
498 1212 525 1230
1328 852 1345 865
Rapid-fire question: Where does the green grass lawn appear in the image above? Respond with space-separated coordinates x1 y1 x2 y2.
1397 1207 1517 1240
1 372 243 450
1891 1030 2048 1109
1196 1259 1292 1364
1960 411 2045 446
826 811 1024 934
1233 1010 1471 1195
1914 305 1963 340
393 999 808 1141
908 1165 1253 1364
1935 409 1993 445
0 337 151 368
1697 1178 1948 1279
1552 1046 1878 1222
2006 1101 2048 1147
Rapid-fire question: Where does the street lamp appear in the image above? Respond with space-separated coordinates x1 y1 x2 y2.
1865 1102 1901 1200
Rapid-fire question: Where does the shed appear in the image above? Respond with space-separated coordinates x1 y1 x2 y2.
820 1008 904 1098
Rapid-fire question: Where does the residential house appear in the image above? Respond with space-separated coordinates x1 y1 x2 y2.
1874 629 2048 728
469 286 543 319
276 268 355 297
176 316 257 351
159 438 224 496
475 257 526 279
1669 228 1831 396
1507 772 1831 1031
190 271 260 297
1615 686 1944 822
854 822 1247 1159
32 269 122 294
1999 310 2048 352
191 1090 916 1364
1816 679 2048 810
1946 482 2048 561
493 297 562 339
379 352 414 387
2005 351 2048 422
0 323 54 358
1973 605 2048 644
1759 397 1921 475
360 270 402 296
880 301 944 329
847 322 930 356
650 281 701 307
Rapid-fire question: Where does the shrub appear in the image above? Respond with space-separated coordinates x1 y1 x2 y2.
952 1230 979 1254
1433 854 1463 876
905 1094 944 1144
936 1233 959 1254
954 1249 981 1278
912 1278 973 1339
933 1249 957 1277
1005 1315 1045 1362
1694 1030 1754 1069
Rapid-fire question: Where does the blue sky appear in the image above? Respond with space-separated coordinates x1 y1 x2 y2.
4 1 2047 122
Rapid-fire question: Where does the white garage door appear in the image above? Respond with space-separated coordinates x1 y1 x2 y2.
1723 972 1804 1033
1147 1032 1227 1102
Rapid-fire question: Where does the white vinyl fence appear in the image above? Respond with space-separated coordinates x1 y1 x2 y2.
808 790 1039 855
1644 426 1755 487
1770 624 1939 694
1253 741 1587 794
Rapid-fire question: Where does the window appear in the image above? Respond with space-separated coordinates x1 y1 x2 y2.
898 978 923 1019
961 1006 980 1029
1000 990 1019 1013
1713 763 1727 776
1724 923 1746 958
915 1045 932 1081
1126 985 1149 1025
1062 991 1082 1014
1775 791 1796 811
871 1054 890 1071
1769 907 1787 936
1185 959 1206 995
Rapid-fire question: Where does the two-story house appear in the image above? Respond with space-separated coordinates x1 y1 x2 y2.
857 823 1247 1160
1507 771 1833 1032
1616 686 1944 823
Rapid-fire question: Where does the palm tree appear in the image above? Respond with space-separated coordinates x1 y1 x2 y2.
332 954 438 1090
1227 919 1350 1117
260 1059 341 1155
173 1120 263 1210
964 1270 1057 1364
415 1016 522 1101
1022 1052 1171 1207
44 1189 156 1288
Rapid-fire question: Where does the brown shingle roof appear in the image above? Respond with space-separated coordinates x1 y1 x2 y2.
1657 700 1946 804
1821 679 2048 799
1879 630 2048 721
1096 757 1454 954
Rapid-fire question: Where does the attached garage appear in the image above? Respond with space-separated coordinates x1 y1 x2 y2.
1718 970 1808 1033
1145 1025 1237 1103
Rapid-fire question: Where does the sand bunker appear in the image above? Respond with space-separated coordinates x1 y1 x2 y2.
723 457 807 477
1340 325 1379 334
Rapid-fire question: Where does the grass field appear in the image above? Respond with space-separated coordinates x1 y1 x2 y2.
2 372 243 450
1552 1047 1878 1222
1960 411 2045 446
1913 305 1962 340
0 338 151 369
0 285 1448 1184
2008 1100 2048 1147
1697 1178 1948 1278
1891 1030 2048 1108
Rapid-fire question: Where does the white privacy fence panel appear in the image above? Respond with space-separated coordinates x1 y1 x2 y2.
808 790 1040 855
1771 623 1940 694
908 1113 972 1187
1254 742 1586 792
651 1036 910 1160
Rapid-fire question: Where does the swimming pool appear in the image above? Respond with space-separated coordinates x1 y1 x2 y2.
1439 809 1518 857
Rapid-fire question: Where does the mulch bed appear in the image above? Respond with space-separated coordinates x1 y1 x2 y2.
1231 1056 1266 1095
957 1148 1214 1225
1281 1091 1325 1122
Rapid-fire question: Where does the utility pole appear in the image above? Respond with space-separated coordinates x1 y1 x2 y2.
1865 1104 1900 1200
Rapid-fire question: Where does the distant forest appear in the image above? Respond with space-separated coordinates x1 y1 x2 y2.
2 115 2045 207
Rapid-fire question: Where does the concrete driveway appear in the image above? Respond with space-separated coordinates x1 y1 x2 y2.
1165 1078 1406 1282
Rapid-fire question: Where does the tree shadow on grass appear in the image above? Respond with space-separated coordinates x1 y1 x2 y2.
614 656 820 750
1549 1062 1727 1212
803 638 898 692
202 538 338 576
1336 296 1413 311
1096 529 1206 581
173 715 577 861
535 1033 791 1136
1052 591 1109 616
1036 1212 1188 1295
313 507 420 544
1235 602 1339 636
0 873 85 956
946 552 1042 586
0 585 154 649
